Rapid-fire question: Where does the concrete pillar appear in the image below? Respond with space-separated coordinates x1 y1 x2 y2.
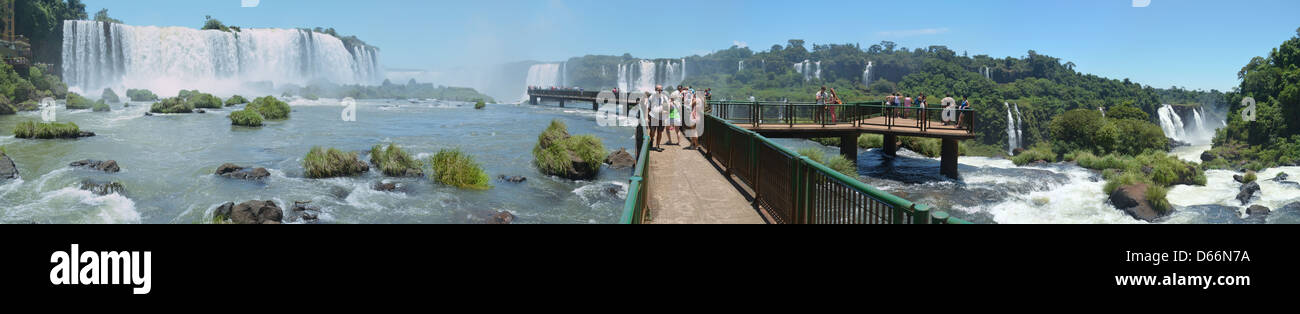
882 134 898 157
530 96 538 105
940 138 959 179
593 101 599 111
559 99 565 108
839 133 858 163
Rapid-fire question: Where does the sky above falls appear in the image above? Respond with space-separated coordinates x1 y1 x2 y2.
83 0 1300 92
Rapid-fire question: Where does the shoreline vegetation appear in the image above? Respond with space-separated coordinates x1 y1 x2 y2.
533 120 605 181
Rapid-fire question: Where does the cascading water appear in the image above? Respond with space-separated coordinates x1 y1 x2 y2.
610 60 687 93
1005 103 1022 154
1157 104 1187 142
862 61 872 86
525 63 562 89
793 60 819 81
738 60 744 72
61 20 383 96
1014 103 1024 149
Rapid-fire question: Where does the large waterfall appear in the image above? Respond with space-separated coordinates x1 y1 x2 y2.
62 20 382 96
614 59 684 93
525 63 563 89
1157 104 1188 142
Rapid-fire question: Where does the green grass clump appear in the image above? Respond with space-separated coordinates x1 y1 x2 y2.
370 143 424 177
302 146 368 178
858 134 883 149
65 92 93 110
1243 171 1257 183
150 97 193 113
474 100 486 110
1103 170 1150 195
1146 185 1171 214
798 148 857 177
247 96 290 120
92 100 111 112
179 90 222 109
229 109 263 127
126 89 158 101
100 88 120 103
225 95 248 106
1011 142 1057 166
429 148 491 190
532 119 606 179
12 120 81 139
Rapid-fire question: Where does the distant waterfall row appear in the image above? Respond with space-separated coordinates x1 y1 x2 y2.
793 60 821 81
61 20 383 96
1157 104 1219 144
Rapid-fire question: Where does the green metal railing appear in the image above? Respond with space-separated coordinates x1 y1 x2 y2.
710 100 975 134
697 114 971 224
618 128 652 224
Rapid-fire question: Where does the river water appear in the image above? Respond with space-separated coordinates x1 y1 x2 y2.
777 140 1300 224
0 99 633 224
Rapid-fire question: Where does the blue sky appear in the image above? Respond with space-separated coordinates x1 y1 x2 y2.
84 0 1300 91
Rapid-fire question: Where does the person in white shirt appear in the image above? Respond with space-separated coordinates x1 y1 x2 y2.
683 91 705 150
648 85 670 151
665 86 683 146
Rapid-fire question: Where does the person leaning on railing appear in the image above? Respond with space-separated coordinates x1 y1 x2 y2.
957 96 971 129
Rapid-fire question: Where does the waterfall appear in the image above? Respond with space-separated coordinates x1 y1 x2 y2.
1192 107 1206 133
1014 103 1024 149
862 61 873 87
1005 103 1022 154
561 61 568 87
61 20 383 96
738 60 744 72
525 63 562 89
814 61 821 80
680 58 687 83
1157 104 1187 142
637 60 656 92
617 63 629 92
793 60 818 81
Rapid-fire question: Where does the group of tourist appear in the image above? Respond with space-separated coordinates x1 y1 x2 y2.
879 92 971 128
644 85 705 152
815 86 843 124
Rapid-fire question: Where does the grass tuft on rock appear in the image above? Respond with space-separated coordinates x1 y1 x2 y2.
179 90 223 109
429 148 491 190
13 120 81 139
370 143 424 177
229 109 263 127
150 97 193 113
92 100 110 112
100 88 120 103
798 148 857 177
65 92 93 110
531 120 606 180
302 146 369 178
474 100 486 110
126 89 159 101
247 96 290 120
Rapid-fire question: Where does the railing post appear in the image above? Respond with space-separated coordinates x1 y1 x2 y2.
911 204 931 224
930 211 950 225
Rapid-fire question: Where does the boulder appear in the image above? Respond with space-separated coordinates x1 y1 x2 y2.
0 153 18 180
79 180 125 196
569 153 599 180
1233 174 1244 183
69 159 120 173
497 175 527 183
487 211 515 224
605 149 636 169
374 182 398 192
1200 151 1217 162
144 112 153 116
213 202 235 219
195 109 206 114
1237 181 1260 205
1272 172 1290 182
1246 205 1270 217
77 131 95 138
289 201 322 223
227 200 283 224
1012 147 1025 156
214 163 270 180
1108 183 1166 222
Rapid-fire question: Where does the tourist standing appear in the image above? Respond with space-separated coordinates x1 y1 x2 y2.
816 86 828 124
649 85 670 151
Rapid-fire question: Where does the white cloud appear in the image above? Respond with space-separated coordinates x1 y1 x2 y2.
241 0 260 8
876 28 950 38
732 40 748 48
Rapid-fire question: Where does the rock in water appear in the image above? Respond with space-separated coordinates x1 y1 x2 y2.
214 163 270 180
488 211 515 224
79 180 125 196
374 182 397 192
213 202 235 219
605 149 636 169
1246 205 1271 217
69 159 120 173
1272 172 1290 182
228 200 283 224
1237 181 1261 205
497 175 527 183
0 152 18 180
1108 183 1166 222
1200 151 1217 162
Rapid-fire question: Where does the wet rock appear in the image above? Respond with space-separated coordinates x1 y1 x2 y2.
497 175 527 183
1246 205 1270 217
1237 181 1260 205
195 109 206 114
291 200 321 212
70 159 120 173
213 202 234 219
76 131 95 138
605 149 636 169
78 180 125 196
302 212 319 222
287 201 322 223
1168 139 1190 150
227 200 283 224
1012 147 1025 156
1272 172 1290 182
214 163 270 180
1233 174 1243 183
0 152 18 180
1109 183 1166 222
1200 151 1217 162
374 182 398 192
605 186 621 196
487 211 515 224
144 112 153 116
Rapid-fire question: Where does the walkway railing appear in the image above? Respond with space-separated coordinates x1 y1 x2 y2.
618 128 652 224
710 100 976 134
698 114 971 224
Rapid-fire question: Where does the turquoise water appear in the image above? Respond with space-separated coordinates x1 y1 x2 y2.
0 99 634 224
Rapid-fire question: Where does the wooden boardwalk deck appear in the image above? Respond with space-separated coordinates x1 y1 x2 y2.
644 143 766 224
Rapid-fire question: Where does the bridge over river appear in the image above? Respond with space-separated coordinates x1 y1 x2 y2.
527 89 976 224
